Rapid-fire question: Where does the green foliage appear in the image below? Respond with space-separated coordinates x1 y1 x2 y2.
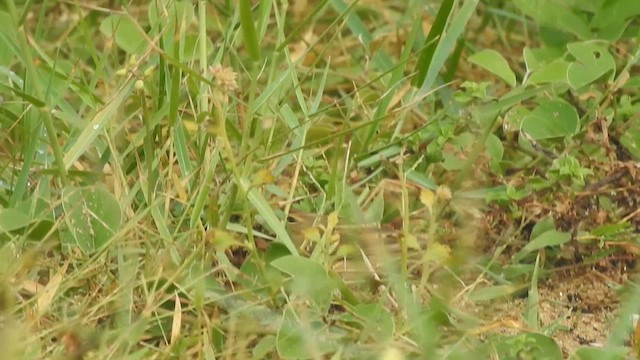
549 154 594 187
60 186 122 253
0 208 30 233
514 0 640 43
468 49 516 87
238 0 261 61
413 0 456 87
521 99 579 139
514 224 571 262
99 15 147 54
566 42 616 89
492 332 564 360
271 255 341 311
569 346 629 359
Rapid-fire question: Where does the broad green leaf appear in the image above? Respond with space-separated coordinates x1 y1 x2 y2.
530 217 556 241
513 0 591 40
567 42 616 89
592 20 629 42
485 133 504 164
523 47 565 72
468 49 516 87
528 59 570 85
515 229 571 262
528 230 571 250
503 105 531 132
276 307 337 358
60 186 122 254
99 15 147 54
522 100 579 139
442 152 465 171
593 0 640 24
340 186 366 225
475 83 555 125
271 255 339 310
2 198 54 240
0 208 30 233
353 303 394 342
252 335 276 360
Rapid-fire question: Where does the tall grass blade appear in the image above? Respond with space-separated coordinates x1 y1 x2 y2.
419 0 479 95
413 0 455 87
239 0 261 61
64 80 135 170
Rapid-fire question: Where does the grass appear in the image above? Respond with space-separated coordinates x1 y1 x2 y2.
1 0 640 359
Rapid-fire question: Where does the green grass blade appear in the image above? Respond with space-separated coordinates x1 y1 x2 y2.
63 80 135 170
6 0 68 185
198 1 209 115
189 147 220 229
0 83 45 107
419 0 479 95
239 178 298 256
413 0 455 87
363 13 421 148
239 0 261 61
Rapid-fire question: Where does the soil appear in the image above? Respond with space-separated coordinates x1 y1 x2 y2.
481 263 632 356
475 153 640 356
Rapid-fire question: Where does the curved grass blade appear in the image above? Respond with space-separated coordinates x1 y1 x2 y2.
63 79 134 170
413 0 455 87
419 0 480 95
239 178 298 256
